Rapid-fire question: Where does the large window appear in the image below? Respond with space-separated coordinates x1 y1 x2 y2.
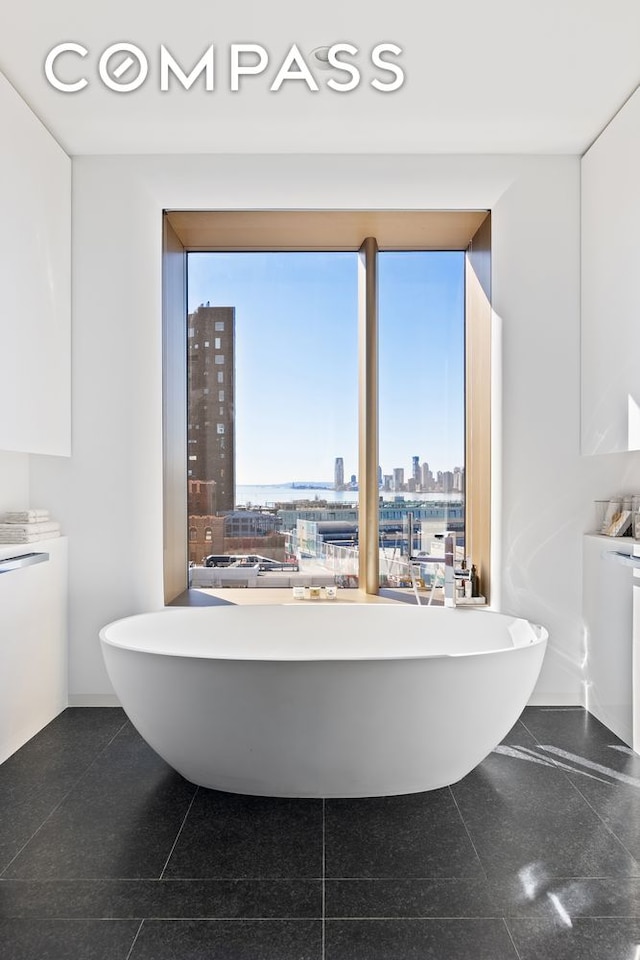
185 247 466 597
162 210 490 603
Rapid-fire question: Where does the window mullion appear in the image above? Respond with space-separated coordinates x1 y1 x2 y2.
358 236 379 594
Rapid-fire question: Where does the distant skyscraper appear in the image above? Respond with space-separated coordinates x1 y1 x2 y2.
187 304 235 513
378 465 383 488
393 467 405 491
334 457 345 490
412 456 420 484
421 461 432 491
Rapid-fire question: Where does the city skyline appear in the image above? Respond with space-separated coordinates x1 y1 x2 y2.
187 250 464 485
331 455 464 484
232 454 465 491
219 453 466 489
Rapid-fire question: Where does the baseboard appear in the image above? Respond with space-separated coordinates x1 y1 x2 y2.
526 692 583 707
68 695 121 707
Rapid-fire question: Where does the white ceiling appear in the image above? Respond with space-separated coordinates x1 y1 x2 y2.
1 0 639 157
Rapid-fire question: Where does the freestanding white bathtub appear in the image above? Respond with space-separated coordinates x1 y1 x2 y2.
100 604 547 798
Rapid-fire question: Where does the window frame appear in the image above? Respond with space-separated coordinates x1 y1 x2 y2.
162 210 491 604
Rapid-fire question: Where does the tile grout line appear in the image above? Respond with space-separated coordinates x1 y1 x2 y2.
2 872 635 882
15 916 313 923
105 717 130 746
517 715 542 744
4 911 640 922
447 785 489 882
502 918 524 960
124 919 145 960
5 871 636 885
159 786 200 880
322 798 326 960
0 717 130 879
0 875 324 883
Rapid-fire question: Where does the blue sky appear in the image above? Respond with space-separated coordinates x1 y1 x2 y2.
188 250 464 484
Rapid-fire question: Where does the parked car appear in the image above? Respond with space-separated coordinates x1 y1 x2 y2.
233 555 300 571
203 555 233 567
203 553 299 571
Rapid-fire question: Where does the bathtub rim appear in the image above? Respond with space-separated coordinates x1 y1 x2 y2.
99 604 548 663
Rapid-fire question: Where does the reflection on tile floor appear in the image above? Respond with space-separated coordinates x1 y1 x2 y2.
1 707 640 958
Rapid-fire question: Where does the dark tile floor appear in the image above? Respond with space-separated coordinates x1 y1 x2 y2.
1 707 640 958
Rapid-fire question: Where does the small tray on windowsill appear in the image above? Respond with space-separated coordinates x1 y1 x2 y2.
455 595 486 605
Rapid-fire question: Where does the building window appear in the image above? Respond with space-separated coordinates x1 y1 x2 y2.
189 527 197 540
218 390 225 401
215 320 224 331
214 337 221 349
214 355 224 364
217 423 225 434
205 527 212 541
217 372 224 383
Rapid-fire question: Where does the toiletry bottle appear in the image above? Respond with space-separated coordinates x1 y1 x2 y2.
471 565 479 597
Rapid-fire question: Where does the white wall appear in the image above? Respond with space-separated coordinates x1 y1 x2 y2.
0 451 30 513
582 87 640 455
0 72 70 757
0 72 71 457
29 152 640 704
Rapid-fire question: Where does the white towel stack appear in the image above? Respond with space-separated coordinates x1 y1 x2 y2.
0 510 61 543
